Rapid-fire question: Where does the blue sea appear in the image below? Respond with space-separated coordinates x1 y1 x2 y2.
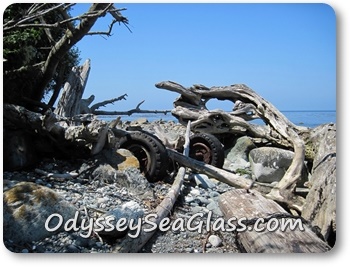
98 110 336 129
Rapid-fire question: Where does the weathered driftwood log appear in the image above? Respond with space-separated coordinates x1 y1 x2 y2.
219 189 331 253
112 122 191 253
156 81 309 208
3 103 111 161
55 59 91 119
302 123 336 245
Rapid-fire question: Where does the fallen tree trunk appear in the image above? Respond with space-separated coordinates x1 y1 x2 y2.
3 103 113 170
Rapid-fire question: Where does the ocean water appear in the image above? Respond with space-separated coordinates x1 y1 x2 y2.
98 110 336 129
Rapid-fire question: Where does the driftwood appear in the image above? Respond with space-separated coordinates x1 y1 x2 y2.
156 80 336 241
301 123 336 245
54 60 170 119
3 103 112 162
55 59 91 118
219 189 331 253
153 125 185 150
167 149 253 190
89 94 128 113
156 81 309 209
112 122 191 253
92 99 171 116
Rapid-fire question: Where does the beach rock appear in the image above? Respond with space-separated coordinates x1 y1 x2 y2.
114 168 154 200
95 201 144 238
3 182 78 245
115 148 140 170
3 129 38 171
223 136 256 172
95 148 140 172
249 147 308 185
91 163 119 184
208 235 222 247
192 173 216 189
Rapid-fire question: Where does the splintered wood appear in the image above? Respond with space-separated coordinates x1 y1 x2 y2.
218 189 331 253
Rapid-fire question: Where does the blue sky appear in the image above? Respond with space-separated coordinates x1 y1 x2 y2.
69 3 336 112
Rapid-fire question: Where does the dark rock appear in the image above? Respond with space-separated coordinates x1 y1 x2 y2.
66 244 80 253
3 130 38 171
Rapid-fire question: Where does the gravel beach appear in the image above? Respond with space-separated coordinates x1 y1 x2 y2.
3 120 243 253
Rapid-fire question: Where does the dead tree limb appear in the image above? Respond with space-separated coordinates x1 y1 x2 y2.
89 94 128 112
92 100 171 116
156 81 308 207
34 3 114 101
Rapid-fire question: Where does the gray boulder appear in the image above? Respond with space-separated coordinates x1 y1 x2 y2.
249 147 309 185
224 136 256 172
3 182 78 245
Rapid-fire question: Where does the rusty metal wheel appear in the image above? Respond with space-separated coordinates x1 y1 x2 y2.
189 133 225 168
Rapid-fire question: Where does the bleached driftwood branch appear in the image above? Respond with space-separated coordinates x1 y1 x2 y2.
92 100 171 116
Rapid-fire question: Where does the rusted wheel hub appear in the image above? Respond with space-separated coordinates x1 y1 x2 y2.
190 142 212 164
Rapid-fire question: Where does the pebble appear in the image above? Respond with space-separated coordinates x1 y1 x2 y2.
66 244 80 253
197 196 210 205
208 235 223 247
190 188 201 196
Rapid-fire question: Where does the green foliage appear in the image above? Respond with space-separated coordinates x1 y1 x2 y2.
235 168 251 176
4 29 42 67
3 3 81 107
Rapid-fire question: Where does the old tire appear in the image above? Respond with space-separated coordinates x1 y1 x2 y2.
117 131 169 182
188 133 225 168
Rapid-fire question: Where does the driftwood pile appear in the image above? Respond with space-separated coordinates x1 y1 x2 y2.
3 61 336 252
154 81 336 251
